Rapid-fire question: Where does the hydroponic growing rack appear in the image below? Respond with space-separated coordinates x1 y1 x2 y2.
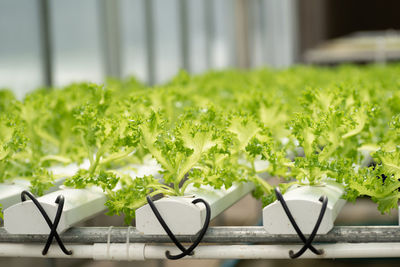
2 65 400 260
0 167 398 260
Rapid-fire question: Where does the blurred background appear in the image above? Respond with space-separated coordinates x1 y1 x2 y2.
2 0 400 98
1 0 400 266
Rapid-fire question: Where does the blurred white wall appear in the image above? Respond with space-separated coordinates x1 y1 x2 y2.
0 0 44 98
0 0 298 96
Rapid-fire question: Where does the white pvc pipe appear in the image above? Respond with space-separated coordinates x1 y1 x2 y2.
0 243 145 260
0 244 94 259
143 243 400 259
0 243 399 260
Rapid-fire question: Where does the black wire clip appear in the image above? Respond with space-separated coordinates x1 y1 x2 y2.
274 187 328 259
146 195 211 260
21 190 72 256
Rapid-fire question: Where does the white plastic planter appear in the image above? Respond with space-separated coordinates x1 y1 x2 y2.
263 181 345 234
3 159 163 234
136 182 254 235
0 180 30 211
0 163 78 211
0 177 67 211
4 187 107 234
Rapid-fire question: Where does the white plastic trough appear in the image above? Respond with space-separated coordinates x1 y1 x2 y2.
4 187 106 234
136 159 269 235
136 182 255 235
0 163 80 211
0 177 67 211
3 159 162 234
0 180 30 211
263 180 346 234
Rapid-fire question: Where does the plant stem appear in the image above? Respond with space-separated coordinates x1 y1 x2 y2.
252 175 274 193
180 177 195 195
255 168 269 174
151 183 176 196
81 133 93 167
89 146 106 176
39 155 71 165
100 147 136 166
174 181 182 195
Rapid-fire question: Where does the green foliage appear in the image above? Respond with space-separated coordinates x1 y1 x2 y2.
2 64 400 221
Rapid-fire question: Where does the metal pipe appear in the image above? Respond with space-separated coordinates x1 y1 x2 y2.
234 0 250 69
1 226 400 244
204 0 214 69
99 0 122 79
38 0 53 87
144 0 156 85
1 243 400 260
178 0 190 72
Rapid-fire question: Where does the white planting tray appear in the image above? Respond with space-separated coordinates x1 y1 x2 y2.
263 181 346 234
4 187 106 234
136 182 255 235
0 163 81 211
3 159 162 234
0 180 30 211
0 177 67 211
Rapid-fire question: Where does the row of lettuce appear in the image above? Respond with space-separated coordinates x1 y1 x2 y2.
1 64 400 223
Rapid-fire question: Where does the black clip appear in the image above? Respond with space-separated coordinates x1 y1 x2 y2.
21 190 72 255
146 195 211 260
274 187 327 259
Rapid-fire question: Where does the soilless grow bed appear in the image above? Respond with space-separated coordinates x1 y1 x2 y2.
1 64 400 260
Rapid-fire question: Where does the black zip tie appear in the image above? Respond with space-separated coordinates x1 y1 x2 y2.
146 195 211 260
274 187 327 259
21 191 72 256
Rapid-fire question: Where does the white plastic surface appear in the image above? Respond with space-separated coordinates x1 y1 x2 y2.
0 163 80 211
1 243 400 259
136 182 255 235
0 182 30 211
0 177 66 211
263 181 346 234
4 187 106 234
3 159 162 234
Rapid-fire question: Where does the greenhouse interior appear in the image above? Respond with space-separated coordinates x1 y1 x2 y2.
1 0 400 266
